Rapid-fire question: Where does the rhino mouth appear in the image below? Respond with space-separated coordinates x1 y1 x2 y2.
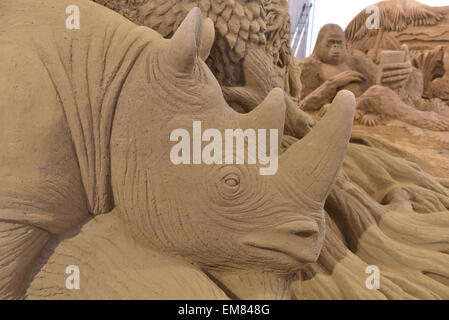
241 220 322 267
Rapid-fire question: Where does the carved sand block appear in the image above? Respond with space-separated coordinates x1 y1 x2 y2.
430 46 449 101
345 0 449 105
0 0 356 299
376 50 407 85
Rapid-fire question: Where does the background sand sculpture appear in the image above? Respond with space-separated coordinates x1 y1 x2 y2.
1 0 449 300
345 1 449 143
298 23 449 140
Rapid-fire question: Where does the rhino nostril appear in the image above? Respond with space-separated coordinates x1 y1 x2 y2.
277 221 319 238
295 231 315 238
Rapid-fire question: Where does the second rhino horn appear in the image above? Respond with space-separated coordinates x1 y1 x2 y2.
168 7 203 74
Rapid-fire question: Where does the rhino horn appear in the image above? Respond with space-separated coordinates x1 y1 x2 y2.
168 7 203 74
280 90 355 204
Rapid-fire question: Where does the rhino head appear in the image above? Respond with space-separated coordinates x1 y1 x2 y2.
110 8 355 277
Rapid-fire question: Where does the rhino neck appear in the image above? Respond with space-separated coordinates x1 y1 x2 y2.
26 209 229 300
205 269 295 300
27 0 162 216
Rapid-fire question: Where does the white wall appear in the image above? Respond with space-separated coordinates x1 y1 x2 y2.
288 0 314 59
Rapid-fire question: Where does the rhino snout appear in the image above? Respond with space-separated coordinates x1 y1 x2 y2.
240 218 323 271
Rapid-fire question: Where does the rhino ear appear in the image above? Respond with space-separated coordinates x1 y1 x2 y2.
168 7 203 74
200 18 215 61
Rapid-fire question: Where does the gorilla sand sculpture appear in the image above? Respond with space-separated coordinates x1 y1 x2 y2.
298 24 449 131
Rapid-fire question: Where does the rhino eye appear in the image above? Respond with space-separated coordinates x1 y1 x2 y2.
210 167 247 202
224 174 240 188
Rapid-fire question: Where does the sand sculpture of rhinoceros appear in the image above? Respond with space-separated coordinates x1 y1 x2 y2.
70 0 449 300
0 0 356 299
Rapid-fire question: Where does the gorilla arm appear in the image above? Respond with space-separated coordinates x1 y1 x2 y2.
298 57 364 111
298 57 337 111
